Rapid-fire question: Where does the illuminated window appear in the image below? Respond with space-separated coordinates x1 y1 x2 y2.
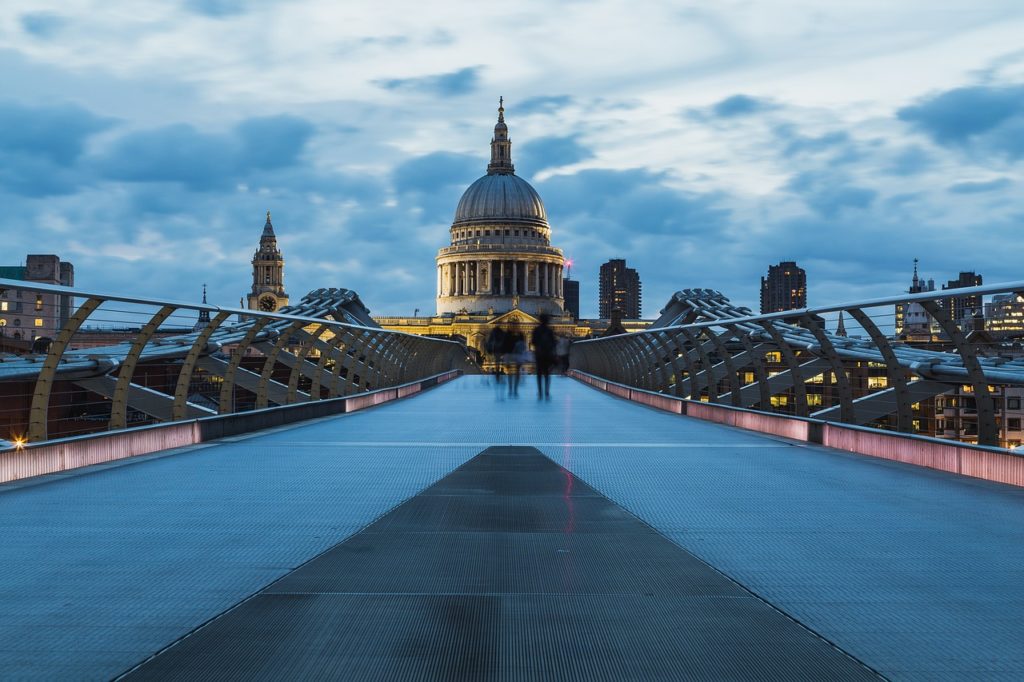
770 395 789 407
867 376 888 389
0 319 5 326
0 302 6 311
34 318 43 327
35 296 43 311
764 351 782 363
807 373 825 384
743 372 755 384
807 394 823 406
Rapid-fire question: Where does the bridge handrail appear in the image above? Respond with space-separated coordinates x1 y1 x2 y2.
575 279 1024 342
0 277 461 343
569 282 1024 449
0 277 468 444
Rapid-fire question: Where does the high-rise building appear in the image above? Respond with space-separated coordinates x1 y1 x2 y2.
942 271 983 327
986 293 1024 334
246 211 289 313
563 278 580 319
759 261 806 314
0 254 74 341
599 259 641 319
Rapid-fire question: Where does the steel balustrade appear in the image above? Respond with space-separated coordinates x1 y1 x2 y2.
571 283 1024 448
0 278 466 443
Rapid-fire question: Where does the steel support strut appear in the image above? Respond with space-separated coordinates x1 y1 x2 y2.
28 297 103 442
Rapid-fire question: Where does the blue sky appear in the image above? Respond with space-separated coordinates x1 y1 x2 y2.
1 1 1022 318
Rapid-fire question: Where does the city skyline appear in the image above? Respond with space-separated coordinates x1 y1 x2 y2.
1 2 1022 318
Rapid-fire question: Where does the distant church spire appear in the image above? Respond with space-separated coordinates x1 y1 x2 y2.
248 209 288 312
262 210 275 239
487 97 515 175
194 283 211 331
835 310 847 337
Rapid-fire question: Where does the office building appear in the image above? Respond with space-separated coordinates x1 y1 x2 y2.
942 271 983 327
563 278 580 319
760 261 806 314
598 259 641 319
0 255 74 341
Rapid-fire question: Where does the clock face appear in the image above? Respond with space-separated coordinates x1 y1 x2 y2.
259 296 277 312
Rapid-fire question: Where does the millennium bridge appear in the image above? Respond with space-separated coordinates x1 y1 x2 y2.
2 277 1024 680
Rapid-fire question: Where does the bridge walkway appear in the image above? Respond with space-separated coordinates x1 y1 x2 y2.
0 376 1021 679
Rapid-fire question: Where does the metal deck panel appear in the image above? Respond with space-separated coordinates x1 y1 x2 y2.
0 377 1022 677
127 447 876 680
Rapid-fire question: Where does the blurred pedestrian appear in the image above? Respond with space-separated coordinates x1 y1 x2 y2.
556 336 571 373
500 328 521 396
509 331 526 397
532 313 557 399
485 326 506 382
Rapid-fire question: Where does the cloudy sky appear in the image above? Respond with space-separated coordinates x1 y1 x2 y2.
1 0 1022 318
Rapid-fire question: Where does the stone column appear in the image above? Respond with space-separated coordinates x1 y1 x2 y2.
512 260 518 296
499 261 505 295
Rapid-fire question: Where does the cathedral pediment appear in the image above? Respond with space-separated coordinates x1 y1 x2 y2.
489 309 540 325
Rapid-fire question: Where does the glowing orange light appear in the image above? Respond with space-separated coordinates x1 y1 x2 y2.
12 436 26 450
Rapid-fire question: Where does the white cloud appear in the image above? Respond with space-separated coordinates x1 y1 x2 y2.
1 0 1023 319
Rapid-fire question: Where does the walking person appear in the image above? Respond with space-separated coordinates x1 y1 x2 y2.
555 336 571 374
531 313 557 399
510 332 527 397
501 328 523 397
485 326 506 383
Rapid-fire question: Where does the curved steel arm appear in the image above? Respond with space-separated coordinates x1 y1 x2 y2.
758 321 809 416
801 315 855 422
920 300 998 446
109 305 176 430
256 321 307 409
218 318 272 413
28 297 103 442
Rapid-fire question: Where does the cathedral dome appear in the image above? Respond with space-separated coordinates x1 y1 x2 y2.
453 173 548 226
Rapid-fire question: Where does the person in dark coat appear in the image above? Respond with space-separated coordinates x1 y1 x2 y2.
485 326 506 382
501 328 523 396
531 313 557 398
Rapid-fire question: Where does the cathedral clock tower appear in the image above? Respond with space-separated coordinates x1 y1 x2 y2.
247 210 289 312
